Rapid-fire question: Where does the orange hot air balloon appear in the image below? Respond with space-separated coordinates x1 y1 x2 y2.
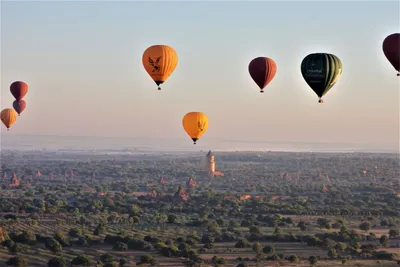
142 45 178 90
182 112 209 144
1 108 18 131
10 81 28 102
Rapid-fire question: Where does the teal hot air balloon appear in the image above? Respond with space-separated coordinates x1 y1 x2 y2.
300 53 342 103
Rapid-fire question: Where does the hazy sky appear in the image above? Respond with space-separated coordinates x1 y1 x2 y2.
1 1 399 149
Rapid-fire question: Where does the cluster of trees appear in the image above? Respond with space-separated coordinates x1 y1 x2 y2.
0 150 399 266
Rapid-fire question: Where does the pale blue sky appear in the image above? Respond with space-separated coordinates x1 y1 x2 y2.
1 1 399 149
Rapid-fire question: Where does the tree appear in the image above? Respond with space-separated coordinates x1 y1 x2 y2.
119 258 127 267
137 255 156 266
380 235 389 247
71 255 91 266
249 226 261 234
274 227 283 235
201 234 214 244
94 224 106 235
317 218 330 228
54 232 70 246
298 221 307 232
287 255 300 263
306 237 320 247
252 242 263 256
45 238 62 253
113 242 128 251
308 255 318 266
47 256 67 267
359 222 371 232
100 254 114 264
167 214 178 224
335 242 346 252
211 256 227 266
6 256 28 267
328 248 338 259
235 239 250 248
389 229 399 238
263 245 275 254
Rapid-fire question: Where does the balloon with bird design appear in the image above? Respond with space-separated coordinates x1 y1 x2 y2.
182 112 209 144
142 45 178 90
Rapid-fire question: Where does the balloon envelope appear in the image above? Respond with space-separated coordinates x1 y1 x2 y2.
1 108 18 130
13 100 27 115
248 57 277 93
10 81 28 102
142 45 178 90
300 53 342 102
182 112 209 144
382 33 400 75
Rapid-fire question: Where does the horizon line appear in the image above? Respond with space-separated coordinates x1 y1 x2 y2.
1 133 393 147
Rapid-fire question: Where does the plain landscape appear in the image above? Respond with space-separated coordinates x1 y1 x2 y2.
0 147 399 266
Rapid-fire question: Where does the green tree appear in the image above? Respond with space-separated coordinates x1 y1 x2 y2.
380 235 389 247
359 222 371 232
47 256 67 267
263 245 275 254
389 229 399 238
100 254 114 264
71 255 91 266
137 255 155 266
328 248 338 259
252 242 263 256
308 255 318 266
6 256 28 267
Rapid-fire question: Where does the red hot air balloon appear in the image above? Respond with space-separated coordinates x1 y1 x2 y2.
10 81 28 101
13 100 26 116
248 57 277 93
382 33 400 76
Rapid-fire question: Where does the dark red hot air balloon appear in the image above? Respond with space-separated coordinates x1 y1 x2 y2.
10 81 28 101
13 100 26 116
248 57 277 93
382 33 400 76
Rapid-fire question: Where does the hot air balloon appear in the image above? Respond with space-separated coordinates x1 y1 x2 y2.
13 100 26 116
300 53 342 103
382 33 400 76
10 81 28 102
248 57 277 93
182 112 209 144
1 108 18 131
142 45 178 90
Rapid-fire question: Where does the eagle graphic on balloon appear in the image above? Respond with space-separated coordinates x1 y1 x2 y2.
148 56 162 72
